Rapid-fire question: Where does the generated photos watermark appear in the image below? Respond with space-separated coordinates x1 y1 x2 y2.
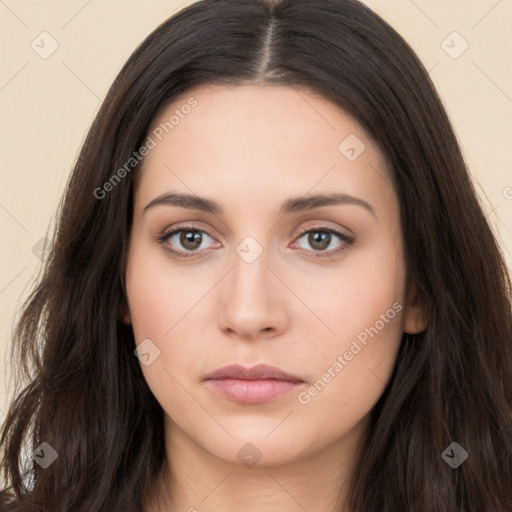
298 301 403 404
93 97 198 200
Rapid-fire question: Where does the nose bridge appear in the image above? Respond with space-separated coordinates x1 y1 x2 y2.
232 245 271 298
230 240 276 310
217 237 287 338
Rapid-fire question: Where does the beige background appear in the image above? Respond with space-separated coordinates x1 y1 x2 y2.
1 0 511 424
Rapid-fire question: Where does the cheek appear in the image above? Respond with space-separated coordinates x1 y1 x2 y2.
294 236 405 411
125 245 214 391
127 271 172 341
125 241 203 341
300 234 405 347
125 261 202 421
295 297 403 449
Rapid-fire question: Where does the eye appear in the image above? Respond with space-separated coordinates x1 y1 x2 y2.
292 226 354 257
155 225 220 258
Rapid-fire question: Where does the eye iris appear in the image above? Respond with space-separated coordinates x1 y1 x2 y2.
180 230 202 250
309 231 330 250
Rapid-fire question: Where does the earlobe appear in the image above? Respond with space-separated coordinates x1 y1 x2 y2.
118 303 131 325
403 280 428 334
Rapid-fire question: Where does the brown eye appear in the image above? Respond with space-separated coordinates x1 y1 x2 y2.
293 227 354 258
156 225 220 258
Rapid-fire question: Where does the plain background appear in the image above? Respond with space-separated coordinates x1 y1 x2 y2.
1 0 511 426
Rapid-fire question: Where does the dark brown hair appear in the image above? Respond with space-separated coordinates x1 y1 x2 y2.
1 0 511 510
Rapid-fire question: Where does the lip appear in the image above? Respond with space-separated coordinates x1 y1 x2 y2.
203 364 305 404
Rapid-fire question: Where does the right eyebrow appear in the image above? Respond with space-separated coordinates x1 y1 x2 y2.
143 192 222 215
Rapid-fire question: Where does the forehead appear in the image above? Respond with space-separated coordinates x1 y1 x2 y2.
134 84 395 218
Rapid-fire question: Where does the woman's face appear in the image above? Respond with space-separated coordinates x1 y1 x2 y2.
125 84 426 467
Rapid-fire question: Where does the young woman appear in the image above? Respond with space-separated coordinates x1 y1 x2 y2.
1 0 511 511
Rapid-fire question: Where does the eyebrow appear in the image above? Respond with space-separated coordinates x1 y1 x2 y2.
143 191 377 219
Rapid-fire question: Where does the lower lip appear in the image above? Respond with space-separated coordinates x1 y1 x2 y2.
204 378 304 404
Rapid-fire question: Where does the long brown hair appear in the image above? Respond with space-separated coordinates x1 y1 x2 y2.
1 0 511 510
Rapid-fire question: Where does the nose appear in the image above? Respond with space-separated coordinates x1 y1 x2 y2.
216 247 289 341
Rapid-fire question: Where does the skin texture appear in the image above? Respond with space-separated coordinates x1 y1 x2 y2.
124 84 427 512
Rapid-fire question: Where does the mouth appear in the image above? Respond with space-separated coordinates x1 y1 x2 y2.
203 364 306 404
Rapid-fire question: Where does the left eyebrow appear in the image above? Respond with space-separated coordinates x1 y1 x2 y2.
143 191 377 219
280 192 377 219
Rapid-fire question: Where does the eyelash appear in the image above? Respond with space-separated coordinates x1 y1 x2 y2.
154 223 355 259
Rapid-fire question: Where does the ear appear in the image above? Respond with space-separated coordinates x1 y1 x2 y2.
403 279 428 334
118 297 131 325
118 271 132 324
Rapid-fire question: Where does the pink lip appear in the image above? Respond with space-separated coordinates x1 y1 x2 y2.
203 364 305 404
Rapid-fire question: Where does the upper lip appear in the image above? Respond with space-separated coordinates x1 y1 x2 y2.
204 364 304 383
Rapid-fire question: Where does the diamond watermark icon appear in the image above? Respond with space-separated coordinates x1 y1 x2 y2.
32 237 48 261
236 236 263 264
134 338 161 366
31 32 59 59
32 442 58 469
441 441 468 468
441 31 468 59
338 134 366 161
236 442 263 467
